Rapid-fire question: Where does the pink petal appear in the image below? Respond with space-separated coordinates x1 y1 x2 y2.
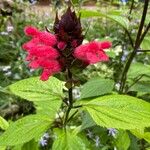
22 38 40 51
29 45 60 59
40 69 51 81
38 31 57 46
74 41 110 64
99 41 112 49
40 61 62 81
24 26 39 37
28 60 40 69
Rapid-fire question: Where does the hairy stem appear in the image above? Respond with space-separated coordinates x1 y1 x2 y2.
119 0 149 93
64 69 73 127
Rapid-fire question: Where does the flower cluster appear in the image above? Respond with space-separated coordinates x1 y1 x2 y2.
22 26 61 80
22 7 112 81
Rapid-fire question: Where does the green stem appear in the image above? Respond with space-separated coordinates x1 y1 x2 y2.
119 0 149 93
67 110 78 123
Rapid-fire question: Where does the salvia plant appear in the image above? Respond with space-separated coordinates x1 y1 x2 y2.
0 0 150 150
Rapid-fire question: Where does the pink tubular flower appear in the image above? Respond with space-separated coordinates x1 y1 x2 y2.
74 41 112 64
22 26 61 81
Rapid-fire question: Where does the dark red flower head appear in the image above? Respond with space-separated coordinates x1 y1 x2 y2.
54 7 83 48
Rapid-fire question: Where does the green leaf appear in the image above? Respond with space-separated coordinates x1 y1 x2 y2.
8 76 64 102
115 130 130 150
141 36 150 50
52 130 87 150
81 78 114 99
127 63 150 79
128 133 140 150
80 112 96 131
0 146 6 150
129 81 150 94
131 129 150 143
80 9 129 29
8 77 64 119
35 100 61 118
12 140 39 150
81 95 150 129
21 140 39 150
0 116 9 130
0 115 51 146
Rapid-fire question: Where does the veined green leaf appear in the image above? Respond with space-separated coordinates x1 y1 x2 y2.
52 130 87 150
81 95 150 129
0 116 9 130
21 140 39 150
0 115 51 146
131 129 150 143
81 78 114 99
35 100 61 118
115 130 130 150
129 81 150 94
8 77 64 119
80 112 96 131
0 146 6 150
127 63 150 79
141 36 150 50
80 9 129 29
8 76 64 102
12 140 38 150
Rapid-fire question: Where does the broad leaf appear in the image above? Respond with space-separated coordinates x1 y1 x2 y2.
129 81 150 93
8 77 64 119
0 115 51 146
141 36 150 50
0 116 9 130
81 78 114 99
35 100 61 118
0 146 6 150
80 9 129 29
131 129 150 143
12 140 38 150
127 63 150 79
81 95 150 129
8 76 64 102
80 112 96 131
21 140 39 150
52 130 87 150
115 130 130 150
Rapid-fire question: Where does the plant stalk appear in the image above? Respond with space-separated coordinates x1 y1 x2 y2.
119 0 150 93
64 69 73 127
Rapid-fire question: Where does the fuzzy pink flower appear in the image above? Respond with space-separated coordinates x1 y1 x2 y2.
22 26 61 81
40 61 62 81
74 41 112 64
24 26 39 37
